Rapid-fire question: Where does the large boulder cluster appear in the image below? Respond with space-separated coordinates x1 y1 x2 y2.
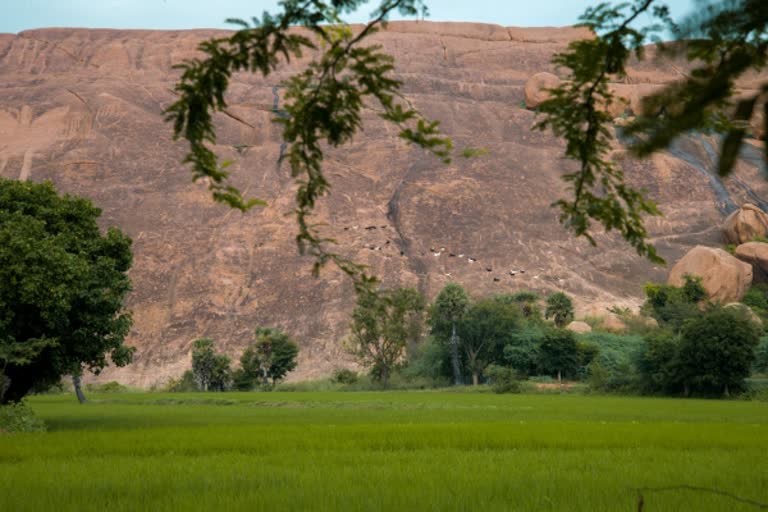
666 204 768 304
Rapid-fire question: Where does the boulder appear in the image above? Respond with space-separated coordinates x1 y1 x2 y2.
734 241 768 282
600 313 627 333
723 204 768 245
566 321 592 334
725 302 763 327
524 72 561 109
668 245 753 303
641 316 659 329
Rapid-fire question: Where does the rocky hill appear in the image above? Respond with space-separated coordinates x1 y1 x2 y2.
1 22 767 386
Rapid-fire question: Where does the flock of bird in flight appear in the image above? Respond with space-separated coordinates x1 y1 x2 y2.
343 223 527 283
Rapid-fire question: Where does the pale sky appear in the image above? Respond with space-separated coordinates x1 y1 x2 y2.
2 0 696 33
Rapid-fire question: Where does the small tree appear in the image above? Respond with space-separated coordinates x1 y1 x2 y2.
642 275 705 332
537 329 579 383
457 299 521 385
429 283 470 385
636 331 682 394
495 291 542 320
191 338 231 392
236 328 299 389
545 292 575 328
678 307 760 397
349 288 425 387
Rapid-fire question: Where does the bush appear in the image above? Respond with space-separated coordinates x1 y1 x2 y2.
165 370 199 392
578 332 644 391
331 368 359 384
0 401 47 433
755 336 768 374
84 381 129 393
586 361 610 391
484 364 522 394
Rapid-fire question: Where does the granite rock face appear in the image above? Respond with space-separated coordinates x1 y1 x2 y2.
1 23 767 386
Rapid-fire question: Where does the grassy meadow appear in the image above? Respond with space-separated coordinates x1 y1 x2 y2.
1 391 766 511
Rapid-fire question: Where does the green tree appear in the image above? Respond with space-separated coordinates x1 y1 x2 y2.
235 327 299 389
538 329 580 383
457 299 521 385
642 275 706 332
349 288 425 387
678 307 760 396
636 330 682 394
191 338 231 391
0 179 134 404
495 291 542 320
545 292 575 328
502 324 545 376
429 283 470 385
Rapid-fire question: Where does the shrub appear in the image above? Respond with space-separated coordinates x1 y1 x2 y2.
577 332 644 391
586 361 610 391
165 370 199 392
0 401 46 433
332 368 359 384
755 336 768 374
84 381 129 393
484 364 522 394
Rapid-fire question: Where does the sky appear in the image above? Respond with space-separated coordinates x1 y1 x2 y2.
2 0 697 33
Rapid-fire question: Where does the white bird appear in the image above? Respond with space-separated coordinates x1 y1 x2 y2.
458 254 465 258
433 252 441 257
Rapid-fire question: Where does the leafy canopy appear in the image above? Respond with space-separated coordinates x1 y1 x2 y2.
235 327 299 389
348 287 425 386
0 179 134 404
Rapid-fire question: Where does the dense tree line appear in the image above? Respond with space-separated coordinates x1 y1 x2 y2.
343 281 764 397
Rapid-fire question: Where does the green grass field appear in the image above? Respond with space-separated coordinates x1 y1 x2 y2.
2 392 767 511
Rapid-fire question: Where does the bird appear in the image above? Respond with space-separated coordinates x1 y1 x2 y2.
449 253 456 257
365 226 377 230
486 267 492 272
493 277 500 282
458 254 465 258
433 252 441 257
468 257 476 263
509 270 517 276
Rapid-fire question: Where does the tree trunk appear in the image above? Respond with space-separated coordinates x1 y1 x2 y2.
683 382 690 397
472 372 479 386
381 367 390 389
557 370 561 384
72 375 87 404
450 322 462 385
0 373 10 404
724 383 730 398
